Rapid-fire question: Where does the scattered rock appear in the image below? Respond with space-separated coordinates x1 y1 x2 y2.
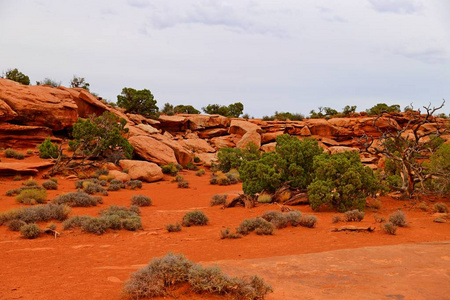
109 170 131 182
119 160 163 182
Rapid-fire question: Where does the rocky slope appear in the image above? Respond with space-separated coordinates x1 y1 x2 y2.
1 78 449 170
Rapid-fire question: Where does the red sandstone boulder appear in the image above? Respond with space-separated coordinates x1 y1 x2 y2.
128 136 178 165
151 134 194 166
195 152 218 167
236 131 261 149
210 136 236 149
0 123 55 148
180 138 215 153
261 142 276 152
305 119 339 138
261 131 284 144
186 114 230 130
229 119 263 135
119 160 163 182
108 170 131 182
197 128 229 139
0 79 78 130
0 99 17 121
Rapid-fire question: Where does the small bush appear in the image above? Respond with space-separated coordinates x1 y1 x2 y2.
178 181 189 188
20 223 41 239
22 178 39 186
210 194 227 206
166 223 182 232
81 217 109 235
107 183 122 191
26 149 33 155
299 215 317 228
131 195 152 207
418 202 428 211
62 215 93 230
236 218 274 236
195 169 205 176
344 209 365 222
383 222 397 235
6 185 43 197
52 191 101 207
13 175 22 181
285 210 302 227
83 182 107 195
257 194 272 203
220 228 243 239
126 180 143 190
100 205 139 218
42 180 58 190
122 217 142 231
433 202 449 213
332 215 341 223
4 148 24 160
174 175 184 182
193 156 200 163
8 219 26 231
161 163 179 176
261 211 287 229
38 137 59 159
182 211 209 227
184 162 198 171
103 215 123 230
389 210 407 227
0 204 69 225
110 179 123 185
16 189 47 205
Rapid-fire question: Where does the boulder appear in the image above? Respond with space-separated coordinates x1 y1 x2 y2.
210 136 236 149
195 152 218 167
186 114 230 130
236 131 261 149
321 137 340 146
119 160 163 182
197 128 229 139
151 134 194 166
305 119 339 138
128 136 178 165
0 161 54 176
261 131 284 144
136 123 159 134
108 170 131 182
299 126 311 136
157 115 187 131
60 87 108 118
229 119 263 135
0 99 17 121
328 146 360 154
180 138 215 153
261 142 276 152
0 79 78 130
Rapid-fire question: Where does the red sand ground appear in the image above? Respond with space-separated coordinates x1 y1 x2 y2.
0 155 449 299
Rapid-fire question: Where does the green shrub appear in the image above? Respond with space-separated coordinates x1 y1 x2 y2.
184 162 198 171
103 214 123 230
236 218 274 236
20 223 41 239
220 228 243 239
81 217 109 235
240 136 322 195
299 215 317 228
195 169 205 176
4 148 24 160
131 195 152 206
62 215 93 230
389 211 407 227
193 156 201 163
161 163 179 176
3 68 30 85
166 223 182 232
83 182 107 195
308 151 379 212
257 193 272 203
38 137 59 159
123 253 272 300
117 87 158 117
210 194 227 206
122 217 142 231
382 222 397 235
26 149 33 155
6 185 43 197
261 211 287 229
366 103 400 115
285 210 302 227
174 175 184 182
8 219 26 231
52 191 101 207
13 175 22 181
182 211 209 227
217 143 260 173
0 204 70 225
178 180 189 188
42 180 58 190
433 202 449 213
343 209 365 222
23 178 39 186
202 102 244 118
16 189 47 205
126 180 143 190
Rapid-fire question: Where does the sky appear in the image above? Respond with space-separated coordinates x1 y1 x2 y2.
0 0 449 117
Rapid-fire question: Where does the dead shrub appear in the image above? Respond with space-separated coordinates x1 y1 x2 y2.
236 218 274 236
389 210 407 227
220 228 242 239
20 223 41 239
261 211 287 229
285 210 302 227
131 195 152 207
433 202 449 213
382 222 397 235
182 211 209 227
299 215 317 228
210 194 227 206
166 223 182 232
344 209 365 222
52 191 101 207
42 180 58 190
16 189 47 205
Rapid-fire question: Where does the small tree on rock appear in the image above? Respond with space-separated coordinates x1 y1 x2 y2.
117 87 158 117
2 68 30 85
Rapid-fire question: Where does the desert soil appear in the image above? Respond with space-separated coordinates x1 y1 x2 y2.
0 155 449 300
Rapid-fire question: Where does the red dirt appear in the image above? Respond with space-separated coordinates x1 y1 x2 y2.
0 155 449 299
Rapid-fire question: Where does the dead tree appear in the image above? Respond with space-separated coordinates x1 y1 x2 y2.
361 100 448 198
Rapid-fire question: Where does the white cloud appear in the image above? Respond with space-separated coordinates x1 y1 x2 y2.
395 48 446 64
368 0 423 14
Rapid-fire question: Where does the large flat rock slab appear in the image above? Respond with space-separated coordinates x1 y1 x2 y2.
0 161 54 175
212 241 450 300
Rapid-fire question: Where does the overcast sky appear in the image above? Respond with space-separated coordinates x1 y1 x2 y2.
0 0 449 116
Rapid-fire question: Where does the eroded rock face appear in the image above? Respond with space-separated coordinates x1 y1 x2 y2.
0 123 55 148
128 136 178 165
0 79 78 130
229 119 263 135
119 160 163 182
180 138 215 153
186 114 230 130
0 99 18 121
151 134 194 166
236 131 262 149
60 87 108 118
